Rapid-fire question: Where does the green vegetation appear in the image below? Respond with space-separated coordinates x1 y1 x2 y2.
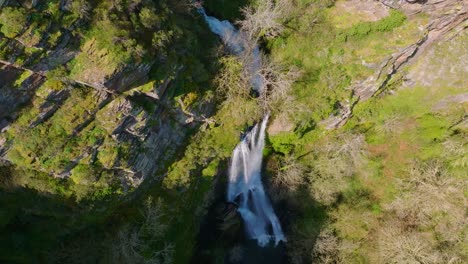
247 1 465 262
0 7 28 38
0 0 465 263
13 71 32 87
338 10 406 41
0 0 221 262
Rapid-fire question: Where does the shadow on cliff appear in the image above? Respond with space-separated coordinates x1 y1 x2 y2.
189 152 328 264
0 165 80 263
0 164 135 263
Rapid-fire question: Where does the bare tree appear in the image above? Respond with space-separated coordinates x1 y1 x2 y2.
308 133 367 205
379 223 444 264
381 159 467 263
111 197 174 264
274 155 305 191
311 229 342 264
375 114 405 136
254 55 301 111
215 56 252 100
238 0 293 41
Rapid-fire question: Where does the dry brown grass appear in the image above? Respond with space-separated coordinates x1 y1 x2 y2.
379 159 467 263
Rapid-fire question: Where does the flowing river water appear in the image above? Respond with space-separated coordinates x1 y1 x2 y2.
199 6 286 248
198 8 264 93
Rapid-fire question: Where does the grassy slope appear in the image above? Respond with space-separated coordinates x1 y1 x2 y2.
262 1 466 262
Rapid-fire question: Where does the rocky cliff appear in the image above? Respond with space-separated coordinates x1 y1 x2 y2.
0 0 217 191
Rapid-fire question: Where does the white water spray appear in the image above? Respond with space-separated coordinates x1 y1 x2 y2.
228 115 286 246
198 4 284 247
198 8 264 92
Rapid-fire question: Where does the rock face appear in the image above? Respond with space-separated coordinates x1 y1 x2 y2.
322 0 467 129
29 89 71 128
0 3 216 191
0 63 44 161
405 27 468 89
268 114 294 135
336 0 389 22
0 63 45 129
97 92 198 186
104 64 153 93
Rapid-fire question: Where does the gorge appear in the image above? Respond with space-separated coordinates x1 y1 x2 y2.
0 1 466 263
199 4 285 248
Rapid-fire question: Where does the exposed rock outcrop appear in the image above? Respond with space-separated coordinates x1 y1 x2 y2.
104 64 153 92
29 89 70 128
322 0 467 129
336 0 390 22
0 63 45 129
268 114 294 135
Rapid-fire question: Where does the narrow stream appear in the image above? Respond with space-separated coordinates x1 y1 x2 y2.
198 7 264 93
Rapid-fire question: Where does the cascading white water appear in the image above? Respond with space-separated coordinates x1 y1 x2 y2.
228 115 286 247
198 8 264 92
198 4 284 247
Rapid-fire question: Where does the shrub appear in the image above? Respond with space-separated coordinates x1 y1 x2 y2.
339 10 406 41
215 56 251 100
274 156 305 189
70 0 91 19
139 7 160 29
14 71 32 88
269 132 299 155
311 228 341 264
152 30 173 48
382 159 467 262
70 164 97 185
308 133 367 205
270 155 306 203
0 7 28 38
202 159 219 177
375 10 407 32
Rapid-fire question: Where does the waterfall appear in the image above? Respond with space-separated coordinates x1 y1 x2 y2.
228 115 286 246
198 4 285 247
198 8 264 93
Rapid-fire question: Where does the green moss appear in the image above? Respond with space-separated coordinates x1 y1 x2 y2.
13 71 32 88
97 143 118 168
269 132 299 155
70 164 97 185
0 7 28 38
338 10 406 41
417 114 450 142
202 159 219 177
47 29 62 47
